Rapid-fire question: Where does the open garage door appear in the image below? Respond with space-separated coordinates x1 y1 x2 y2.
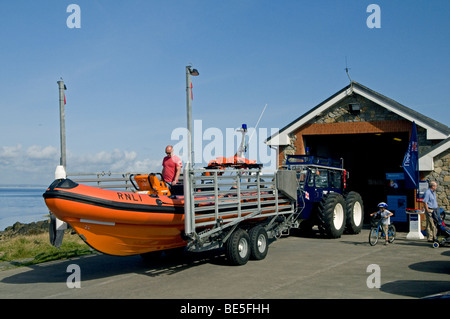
303 132 409 221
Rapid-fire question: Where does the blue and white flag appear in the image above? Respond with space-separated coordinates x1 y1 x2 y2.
402 121 419 189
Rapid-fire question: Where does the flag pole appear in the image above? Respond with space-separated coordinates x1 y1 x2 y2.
185 65 199 170
402 121 419 189
57 79 67 169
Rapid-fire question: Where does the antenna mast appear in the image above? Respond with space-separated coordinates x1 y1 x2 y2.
345 56 352 83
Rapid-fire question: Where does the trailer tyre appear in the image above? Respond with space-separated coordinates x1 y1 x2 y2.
318 193 346 238
226 228 251 266
249 226 268 260
345 191 364 234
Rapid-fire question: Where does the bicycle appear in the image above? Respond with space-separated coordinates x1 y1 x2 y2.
369 217 396 246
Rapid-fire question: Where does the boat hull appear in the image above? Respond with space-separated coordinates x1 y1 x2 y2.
43 179 187 256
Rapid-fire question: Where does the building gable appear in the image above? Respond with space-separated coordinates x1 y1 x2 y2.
266 82 450 170
266 82 450 147
419 137 450 171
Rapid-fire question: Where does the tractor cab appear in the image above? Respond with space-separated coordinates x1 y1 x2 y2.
283 155 363 238
285 155 346 201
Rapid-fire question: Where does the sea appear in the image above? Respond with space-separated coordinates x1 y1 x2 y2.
0 186 49 231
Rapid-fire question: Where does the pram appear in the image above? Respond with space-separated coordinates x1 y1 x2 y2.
431 209 450 248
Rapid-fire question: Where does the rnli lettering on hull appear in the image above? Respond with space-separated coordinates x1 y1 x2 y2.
117 192 142 202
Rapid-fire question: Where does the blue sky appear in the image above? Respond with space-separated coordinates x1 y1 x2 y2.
1 0 449 185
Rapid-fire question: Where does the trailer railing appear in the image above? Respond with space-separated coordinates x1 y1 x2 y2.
183 167 297 251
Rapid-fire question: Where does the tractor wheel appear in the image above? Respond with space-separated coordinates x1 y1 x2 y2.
318 193 346 238
345 191 364 234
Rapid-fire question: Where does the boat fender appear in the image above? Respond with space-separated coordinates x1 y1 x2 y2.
156 199 163 206
150 193 159 198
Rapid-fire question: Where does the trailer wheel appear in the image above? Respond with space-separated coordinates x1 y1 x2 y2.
249 226 268 260
226 228 251 266
318 193 346 238
345 191 364 234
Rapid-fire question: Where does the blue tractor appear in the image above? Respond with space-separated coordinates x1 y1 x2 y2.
284 155 364 238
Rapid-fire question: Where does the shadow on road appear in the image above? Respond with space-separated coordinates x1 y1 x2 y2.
408 260 450 275
381 259 450 298
381 280 450 298
0 248 229 285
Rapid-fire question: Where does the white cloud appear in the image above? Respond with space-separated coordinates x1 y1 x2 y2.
123 158 161 173
66 149 161 175
26 145 58 159
0 144 22 160
0 144 161 185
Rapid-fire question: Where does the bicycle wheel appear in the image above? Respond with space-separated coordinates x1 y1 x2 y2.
369 227 379 246
387 224 396 243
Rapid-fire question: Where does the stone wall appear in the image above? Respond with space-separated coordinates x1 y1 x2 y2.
421 148 450 211
311 95 404 124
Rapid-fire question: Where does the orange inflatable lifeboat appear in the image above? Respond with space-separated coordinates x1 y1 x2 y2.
43 177 187 256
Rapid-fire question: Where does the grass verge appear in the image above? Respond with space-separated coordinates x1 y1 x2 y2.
0 232 93 269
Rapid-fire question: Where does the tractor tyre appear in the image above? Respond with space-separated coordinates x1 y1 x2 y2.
345 191 364 234
317 193 346 238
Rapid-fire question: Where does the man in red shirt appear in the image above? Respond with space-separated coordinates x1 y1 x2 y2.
162 145 182 186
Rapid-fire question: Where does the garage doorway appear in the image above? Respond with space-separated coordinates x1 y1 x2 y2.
303 132 410 221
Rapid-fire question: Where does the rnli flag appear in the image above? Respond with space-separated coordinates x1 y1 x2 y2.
402 121 419 189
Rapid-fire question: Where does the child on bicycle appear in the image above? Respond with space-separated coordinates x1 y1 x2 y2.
370 202 394 245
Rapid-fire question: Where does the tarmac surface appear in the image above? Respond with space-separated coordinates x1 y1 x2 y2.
0 227 449 301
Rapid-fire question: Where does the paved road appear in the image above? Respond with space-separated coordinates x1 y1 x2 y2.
0 229 449 301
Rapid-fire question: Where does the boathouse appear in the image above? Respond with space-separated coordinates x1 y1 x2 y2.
266 82 450 221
